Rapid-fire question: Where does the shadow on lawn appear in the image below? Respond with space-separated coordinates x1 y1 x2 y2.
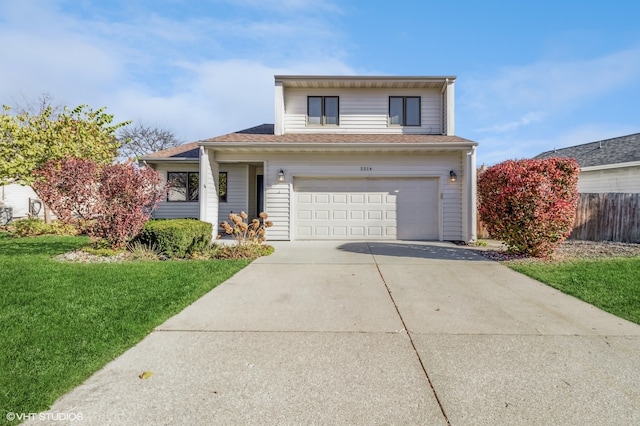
0 235 87 257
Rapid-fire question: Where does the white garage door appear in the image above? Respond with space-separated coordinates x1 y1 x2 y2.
293 178 438 240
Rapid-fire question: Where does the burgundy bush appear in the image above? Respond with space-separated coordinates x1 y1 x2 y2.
477 158 580 257
34 157 165 248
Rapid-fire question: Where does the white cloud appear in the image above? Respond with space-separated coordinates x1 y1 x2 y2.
111 58 357 141
464 47 640 120
0 0 356 143
477 111 545 133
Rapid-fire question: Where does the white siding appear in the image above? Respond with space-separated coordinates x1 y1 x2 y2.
215 152 465 241
283 88 443 134
218 164 249 222
152 163 200 219
579 166 640 193
0 184 44 219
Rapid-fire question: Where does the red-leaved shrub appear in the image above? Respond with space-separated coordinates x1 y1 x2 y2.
33 157 165 248
477 158 580 257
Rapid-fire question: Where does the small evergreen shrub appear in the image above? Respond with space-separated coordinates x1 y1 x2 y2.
138 219 212 258
10 218 78 237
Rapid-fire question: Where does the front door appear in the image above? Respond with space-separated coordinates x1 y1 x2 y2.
256 175 264 214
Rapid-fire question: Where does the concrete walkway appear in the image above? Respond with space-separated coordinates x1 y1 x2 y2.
30 242 640 425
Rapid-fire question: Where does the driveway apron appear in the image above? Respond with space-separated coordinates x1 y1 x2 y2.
29 241 640 425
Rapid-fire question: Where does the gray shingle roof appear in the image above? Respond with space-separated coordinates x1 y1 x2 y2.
203 124 475 144
142 123 477 160
140 142 199 160
534 133 640 167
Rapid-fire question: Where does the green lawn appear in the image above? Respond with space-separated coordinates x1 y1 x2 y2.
0 233 251 424
509 257 640 325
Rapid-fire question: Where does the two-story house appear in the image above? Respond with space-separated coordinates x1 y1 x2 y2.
142 75 478 242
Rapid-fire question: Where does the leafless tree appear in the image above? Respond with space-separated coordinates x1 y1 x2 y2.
118 122 183 160
11 92 64 117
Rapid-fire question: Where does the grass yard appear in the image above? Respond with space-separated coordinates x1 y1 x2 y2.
0 233 251 424
509 257 640 325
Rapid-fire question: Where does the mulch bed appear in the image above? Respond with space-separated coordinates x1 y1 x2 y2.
472 240 640 263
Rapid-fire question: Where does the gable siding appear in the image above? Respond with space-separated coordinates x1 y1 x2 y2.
579 166 640 193
283 88 443 134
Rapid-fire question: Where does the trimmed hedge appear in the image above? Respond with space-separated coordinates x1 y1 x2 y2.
138 219 212 258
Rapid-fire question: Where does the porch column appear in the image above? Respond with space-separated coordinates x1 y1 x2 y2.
466 146 477 242
199 147 219 235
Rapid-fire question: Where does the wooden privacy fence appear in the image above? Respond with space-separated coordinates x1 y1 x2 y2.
570 193 640 243
476 193 640 243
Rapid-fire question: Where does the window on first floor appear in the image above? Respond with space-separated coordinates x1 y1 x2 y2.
219 172 227 202
167 172 199 202
389 96 421 126
308 96 339 125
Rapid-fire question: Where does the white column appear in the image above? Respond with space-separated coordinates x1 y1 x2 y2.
199 147 219 235
467 146 477 242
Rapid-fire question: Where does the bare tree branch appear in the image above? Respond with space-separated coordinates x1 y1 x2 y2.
118 122 183 160
11 92 64 118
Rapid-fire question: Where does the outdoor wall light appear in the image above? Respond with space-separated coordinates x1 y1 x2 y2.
278 169 285 182
449 170 457 182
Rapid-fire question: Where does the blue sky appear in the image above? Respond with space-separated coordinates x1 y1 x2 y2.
1 0 639 165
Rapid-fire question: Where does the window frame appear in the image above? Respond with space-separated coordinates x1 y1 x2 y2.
218 172 228 203
167 171 199 202
388 96 421 127
307 96 339 126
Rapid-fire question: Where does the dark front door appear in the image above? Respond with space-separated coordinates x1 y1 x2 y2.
256 175 264 214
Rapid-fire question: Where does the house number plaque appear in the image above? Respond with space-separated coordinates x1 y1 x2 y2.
360 166 372 171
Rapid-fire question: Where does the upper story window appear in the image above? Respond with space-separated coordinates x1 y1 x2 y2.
389 96 421 126
167 172 199 202
308 96 339 125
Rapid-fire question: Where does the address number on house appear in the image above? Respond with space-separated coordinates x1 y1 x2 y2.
360 166 372 171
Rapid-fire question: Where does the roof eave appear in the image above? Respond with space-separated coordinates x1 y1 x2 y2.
140 157 200 163
581 160 640 171
198 141 477 151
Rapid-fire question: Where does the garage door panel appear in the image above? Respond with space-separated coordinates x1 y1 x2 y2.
368 210 382 220
350 194 365 203
333 210 347 220
368 194 383 203
298 210 312 220
333 194 347 203
350 210 365 220
294 178 438 240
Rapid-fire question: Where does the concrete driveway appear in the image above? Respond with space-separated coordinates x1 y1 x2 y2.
30 241 640 425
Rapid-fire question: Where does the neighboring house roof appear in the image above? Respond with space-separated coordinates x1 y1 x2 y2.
534 133 640 168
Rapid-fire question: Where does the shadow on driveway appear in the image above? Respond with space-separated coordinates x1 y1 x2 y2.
337 241 488 261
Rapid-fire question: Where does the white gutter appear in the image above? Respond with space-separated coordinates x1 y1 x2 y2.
140 158 199 163
198 142 477 151
580 160 640 172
